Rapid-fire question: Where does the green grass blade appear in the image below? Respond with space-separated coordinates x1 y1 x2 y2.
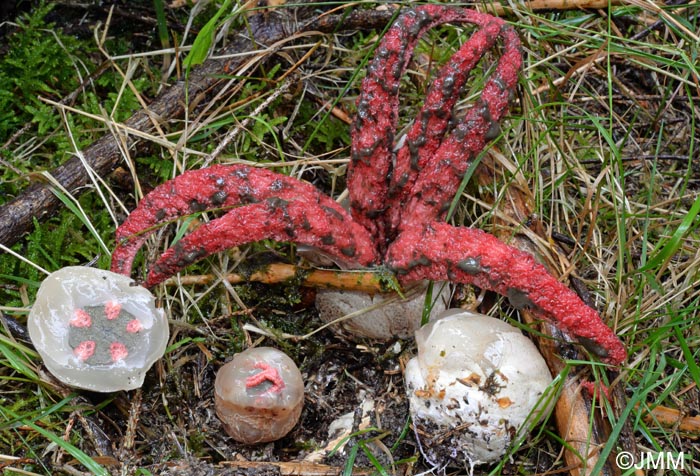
359 440 390 476
674 325 700 387
635 193 700 274
2 406 109 476
153 0 170 49
50 186 110 256
0 335 38 380
183 0 233 72
342 443 359 476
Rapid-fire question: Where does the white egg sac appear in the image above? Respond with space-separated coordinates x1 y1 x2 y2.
28 267 168 392
215 347 304 444
404 309 554 467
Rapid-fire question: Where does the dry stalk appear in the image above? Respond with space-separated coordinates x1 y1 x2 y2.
163 263 388 294
638 403 700 433
478 0 627 15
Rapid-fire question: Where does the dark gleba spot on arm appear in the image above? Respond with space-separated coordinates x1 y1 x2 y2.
210 191 228 206
266 197 289 210
407 255 431 269
189 199 207 213
270 179 285 192
321 206 345 222
232 168 249 179
484 121 501 141
506 288 537 311
171 243 208 268
457 257 485 276
578 337 610 358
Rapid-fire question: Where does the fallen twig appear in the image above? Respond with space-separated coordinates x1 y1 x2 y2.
0 25 272 246
163 263 390 294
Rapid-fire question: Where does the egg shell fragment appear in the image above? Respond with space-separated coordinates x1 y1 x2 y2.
28 266 168 392
405 309 553 467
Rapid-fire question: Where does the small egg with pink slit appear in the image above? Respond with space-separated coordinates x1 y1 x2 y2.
214 347 304 444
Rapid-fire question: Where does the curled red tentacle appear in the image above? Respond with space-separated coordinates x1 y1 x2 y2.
111 164 378 279
145 198 378 288
348 5 520 246
385 223 627 365
394 22 522 233
386 18 515 236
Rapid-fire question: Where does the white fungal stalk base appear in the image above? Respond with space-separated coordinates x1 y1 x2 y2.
315 282 451 339
404 310 553 467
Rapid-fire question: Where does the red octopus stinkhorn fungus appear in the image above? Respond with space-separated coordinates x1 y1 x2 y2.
214 347 304 444
109 5 626 365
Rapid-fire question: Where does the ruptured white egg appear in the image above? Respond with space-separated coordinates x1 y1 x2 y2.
404 309 554 468
28 267 168 392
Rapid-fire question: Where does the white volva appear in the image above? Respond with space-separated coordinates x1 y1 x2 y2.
315 282 451 339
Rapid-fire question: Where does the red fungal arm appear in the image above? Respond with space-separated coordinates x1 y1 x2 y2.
385 223 627 365
111 164 377 278
394 22 522 233
145 198 378 287
387 16 519 236
348 5 521 244
246 362 285 394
